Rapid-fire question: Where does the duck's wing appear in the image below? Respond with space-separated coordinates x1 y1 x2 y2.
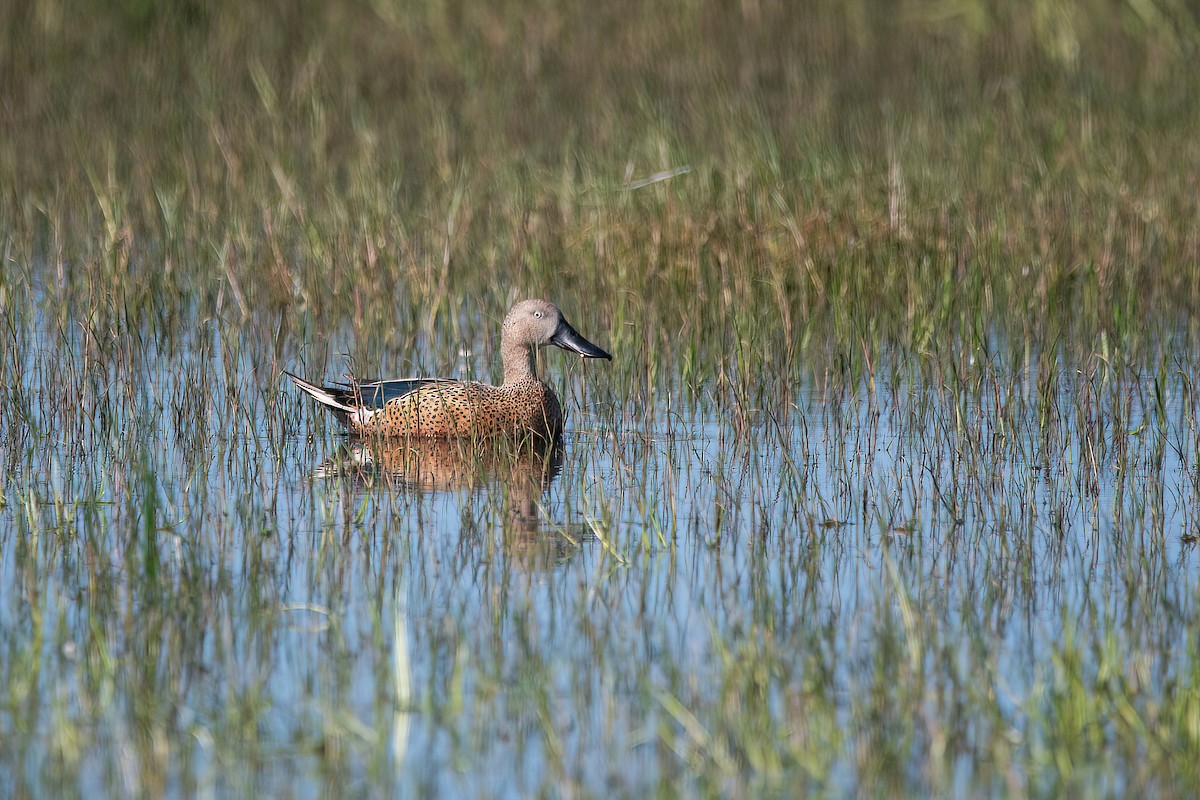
336 377 460 409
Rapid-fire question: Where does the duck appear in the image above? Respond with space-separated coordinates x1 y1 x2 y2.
285 299 611 440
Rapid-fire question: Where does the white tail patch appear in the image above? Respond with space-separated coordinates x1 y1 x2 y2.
284 372 355 412
285 371 382 429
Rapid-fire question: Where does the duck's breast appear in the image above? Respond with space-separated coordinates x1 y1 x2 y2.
502 379 562 439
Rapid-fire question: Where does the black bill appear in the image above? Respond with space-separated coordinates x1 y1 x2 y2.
550 319 612 360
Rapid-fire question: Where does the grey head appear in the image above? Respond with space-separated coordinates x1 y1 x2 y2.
502 300 612 360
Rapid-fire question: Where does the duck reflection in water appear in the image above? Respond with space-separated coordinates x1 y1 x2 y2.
313 436 585 571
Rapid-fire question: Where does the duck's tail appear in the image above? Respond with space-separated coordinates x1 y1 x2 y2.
283 371 360 426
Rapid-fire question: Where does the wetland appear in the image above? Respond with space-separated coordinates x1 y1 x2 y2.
2 1 1200 796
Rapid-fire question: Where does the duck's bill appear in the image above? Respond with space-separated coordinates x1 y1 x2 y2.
551 320 613 360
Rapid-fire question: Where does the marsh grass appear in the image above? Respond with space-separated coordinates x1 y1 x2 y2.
3 0 1200 796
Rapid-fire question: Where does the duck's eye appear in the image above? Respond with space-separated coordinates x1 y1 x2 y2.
533 310 543 318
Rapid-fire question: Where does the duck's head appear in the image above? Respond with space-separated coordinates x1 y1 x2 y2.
504 300 612 360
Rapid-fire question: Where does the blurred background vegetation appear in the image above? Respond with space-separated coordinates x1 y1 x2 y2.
2 0 1199 374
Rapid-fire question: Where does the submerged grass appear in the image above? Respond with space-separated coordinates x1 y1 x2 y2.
3 0 1200 796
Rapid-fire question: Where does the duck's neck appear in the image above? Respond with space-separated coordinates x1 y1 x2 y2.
502 340 538 385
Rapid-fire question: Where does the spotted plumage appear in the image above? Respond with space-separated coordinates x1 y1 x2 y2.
286 299 611 440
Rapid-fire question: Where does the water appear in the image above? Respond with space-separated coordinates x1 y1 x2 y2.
2 299 1199 797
